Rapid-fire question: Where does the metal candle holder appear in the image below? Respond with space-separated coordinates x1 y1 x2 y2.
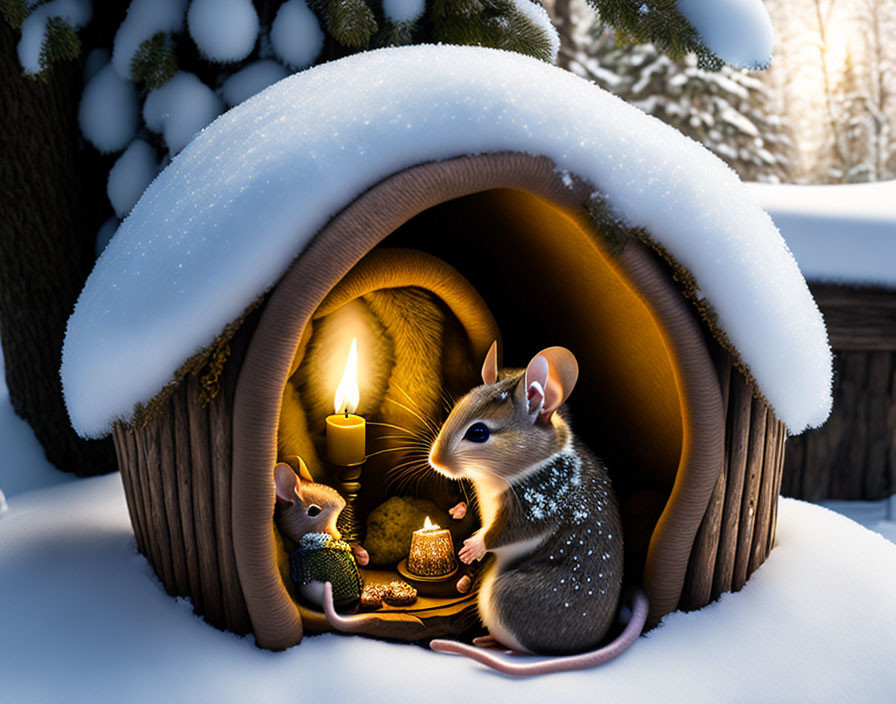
329 460 364 545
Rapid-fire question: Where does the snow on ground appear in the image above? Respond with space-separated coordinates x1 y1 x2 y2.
747 181 896 289
0 347 74 501
61 45 831 440
3 340 895 702
2 474 895 703
676 0 774 69
822 495 896 544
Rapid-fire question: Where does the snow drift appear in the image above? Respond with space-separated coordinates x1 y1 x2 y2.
747 181 896 289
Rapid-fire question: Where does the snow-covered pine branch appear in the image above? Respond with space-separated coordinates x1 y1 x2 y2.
564 19 791 182
5 0 780 255
4 0 564 254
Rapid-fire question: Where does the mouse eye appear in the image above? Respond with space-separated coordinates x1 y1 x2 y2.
307 504 322 517
463 422 490 443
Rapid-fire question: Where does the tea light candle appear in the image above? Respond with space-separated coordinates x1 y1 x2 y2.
326 339 366 466
408 517 457 577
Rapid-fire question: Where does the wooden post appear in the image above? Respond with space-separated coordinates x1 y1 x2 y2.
783 284 896 502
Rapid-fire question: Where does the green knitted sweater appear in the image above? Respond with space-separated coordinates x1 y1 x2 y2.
289 532 362 603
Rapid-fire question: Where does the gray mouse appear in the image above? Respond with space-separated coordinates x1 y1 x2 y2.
274 460 369 605
323 342 647 675
427 342 646 674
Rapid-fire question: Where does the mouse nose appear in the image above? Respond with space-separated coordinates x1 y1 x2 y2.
428 442 456 477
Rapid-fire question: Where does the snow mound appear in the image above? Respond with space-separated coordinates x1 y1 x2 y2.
677 0 774 69
108 140 159 217
62 45 831 438
187 0 259 63
222 60 289 107
0 345 74 500
270 0 324 70
78 63 139 153
112 0 185 81
143 72 223 154
747 181 896 289
2 483 896 702
17 0 92 74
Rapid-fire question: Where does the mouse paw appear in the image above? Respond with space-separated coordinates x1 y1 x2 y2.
472 635 499 648
449 502 467 520
459 533 486 564
350 543 369 566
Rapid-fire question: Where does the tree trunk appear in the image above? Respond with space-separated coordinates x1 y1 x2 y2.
0 20 115 476
549 0 576 71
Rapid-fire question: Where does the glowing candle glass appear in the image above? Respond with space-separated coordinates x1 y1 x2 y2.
407 517 457 578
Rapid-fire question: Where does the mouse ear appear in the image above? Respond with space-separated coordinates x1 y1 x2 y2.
274 463 300 506
525 347 579 425
481 340 499 385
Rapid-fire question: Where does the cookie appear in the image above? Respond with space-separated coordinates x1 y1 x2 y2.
383 580 418 606
360 583 388 609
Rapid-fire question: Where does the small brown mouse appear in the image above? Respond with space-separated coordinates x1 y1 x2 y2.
424 342 647 674
274 461 368 605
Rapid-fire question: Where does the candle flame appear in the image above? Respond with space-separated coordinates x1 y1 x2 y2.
423 516 439 531
333 338 360 415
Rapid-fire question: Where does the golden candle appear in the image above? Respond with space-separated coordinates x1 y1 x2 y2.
407 517 457 577
326 338 366 466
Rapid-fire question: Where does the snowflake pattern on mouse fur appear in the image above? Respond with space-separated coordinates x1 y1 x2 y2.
519 452 609 526
487 443 625 643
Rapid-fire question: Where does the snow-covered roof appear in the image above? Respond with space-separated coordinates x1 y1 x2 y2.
61 45 831 439
747 181 896 289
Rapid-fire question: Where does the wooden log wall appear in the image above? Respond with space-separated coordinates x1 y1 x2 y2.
113 369 252 635
783 284 896 502
681 350 787 611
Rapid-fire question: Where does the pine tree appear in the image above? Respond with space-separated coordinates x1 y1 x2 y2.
0 13 119 476
856 0 896 181
583 0 724 70
568 22 792 182
767 0 896 183
833 50 875 182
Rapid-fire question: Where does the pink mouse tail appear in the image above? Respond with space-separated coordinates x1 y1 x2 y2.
322 582 370 633
429 588 649 676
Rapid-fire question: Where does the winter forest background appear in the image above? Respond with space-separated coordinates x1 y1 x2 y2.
555 0 896 185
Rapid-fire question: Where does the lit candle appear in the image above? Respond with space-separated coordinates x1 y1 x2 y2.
408 517 457 577
326 338 366 466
